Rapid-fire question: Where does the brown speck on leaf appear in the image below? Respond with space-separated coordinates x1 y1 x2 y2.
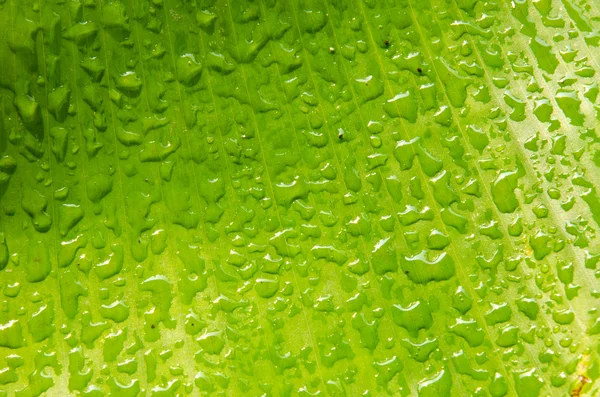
151 324 155 329
384 40 390 47
417 67 423 73
571 375 590 396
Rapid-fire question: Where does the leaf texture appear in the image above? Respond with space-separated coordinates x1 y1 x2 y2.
1 0 600 396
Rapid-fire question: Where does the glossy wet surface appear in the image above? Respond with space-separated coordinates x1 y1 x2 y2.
1 0 600 395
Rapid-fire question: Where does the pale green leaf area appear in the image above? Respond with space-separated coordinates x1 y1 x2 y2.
1 0 600 395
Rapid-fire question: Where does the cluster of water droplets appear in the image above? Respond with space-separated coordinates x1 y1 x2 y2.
0 0 600 395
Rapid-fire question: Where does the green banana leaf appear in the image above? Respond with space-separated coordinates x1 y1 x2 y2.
1 0 600 395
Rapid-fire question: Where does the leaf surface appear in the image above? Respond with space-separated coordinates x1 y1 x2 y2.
1 0 600 395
